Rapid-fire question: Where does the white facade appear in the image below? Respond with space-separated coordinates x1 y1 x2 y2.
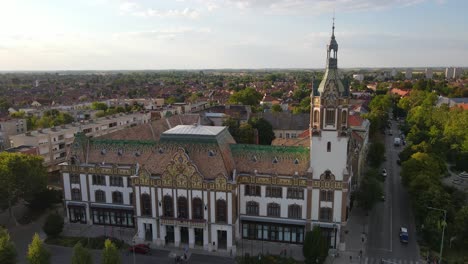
425 68 433 79
405 68 412 80
352 74 364 82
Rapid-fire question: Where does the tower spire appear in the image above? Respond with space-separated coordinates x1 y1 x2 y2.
332 11 335 37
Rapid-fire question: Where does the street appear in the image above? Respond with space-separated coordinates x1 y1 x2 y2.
366 120 421 263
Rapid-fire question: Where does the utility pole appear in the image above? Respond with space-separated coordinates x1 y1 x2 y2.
427 206 447 263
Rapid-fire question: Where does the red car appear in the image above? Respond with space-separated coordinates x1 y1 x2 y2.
128 244 151 255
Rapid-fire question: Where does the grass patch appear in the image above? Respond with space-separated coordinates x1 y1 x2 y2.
45 235 128 250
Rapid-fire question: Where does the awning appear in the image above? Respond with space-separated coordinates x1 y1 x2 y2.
90 203 134 210
67 202 86 207
240 215 306 225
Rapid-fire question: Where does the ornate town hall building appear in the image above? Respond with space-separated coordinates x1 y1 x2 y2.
61 25 356 254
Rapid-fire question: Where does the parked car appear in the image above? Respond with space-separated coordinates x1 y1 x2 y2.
399 227 409 243
397 159 401 166
128 244 151 255
382 168 387 178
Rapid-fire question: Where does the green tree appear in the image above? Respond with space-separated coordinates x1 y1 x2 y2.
27 233 50 264
0 153 48 224
42 213 64 238
454 206 468 248
271 104 282 113
367 142 385 168
0 228 16 264
303 228 328 264
249 118 275 145
237 123 255 144
72 242 93 264
91 102 108 111
227 87 263 106
101 239 121 264
356 170 383 211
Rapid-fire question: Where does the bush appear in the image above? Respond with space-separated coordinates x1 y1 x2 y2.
27 233 50 264
72 242 93 264
26 189 62 212
45 236 127 250
42 213 64 238
0 228 17 264
102 239 121 264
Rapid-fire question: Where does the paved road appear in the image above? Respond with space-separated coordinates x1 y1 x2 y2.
367 120 420 263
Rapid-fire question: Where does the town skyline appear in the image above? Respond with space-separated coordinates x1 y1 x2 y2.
0 0 467 71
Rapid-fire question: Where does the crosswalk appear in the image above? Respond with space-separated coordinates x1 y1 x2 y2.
365 257 420 264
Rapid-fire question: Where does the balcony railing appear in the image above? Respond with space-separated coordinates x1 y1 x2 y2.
160 216 207 228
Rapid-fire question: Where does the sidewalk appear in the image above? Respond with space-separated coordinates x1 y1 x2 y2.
326 206 368 264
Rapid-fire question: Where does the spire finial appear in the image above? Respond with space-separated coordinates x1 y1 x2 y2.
332 12 335 36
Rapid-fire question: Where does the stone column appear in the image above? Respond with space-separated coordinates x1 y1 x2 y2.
203 227 209 251
189 228 195 248
174 226 180 247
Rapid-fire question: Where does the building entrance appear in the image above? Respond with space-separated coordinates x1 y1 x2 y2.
194 228 204 246
144 223 152 241
180 227 189 244
217 230 227 249
166 226 175 244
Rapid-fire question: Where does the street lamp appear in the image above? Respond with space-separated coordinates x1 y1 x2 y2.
427 206 447 263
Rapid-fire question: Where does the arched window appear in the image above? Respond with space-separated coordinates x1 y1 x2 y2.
192 198 203 220
112 191 123 204
95 190 106 203
288 205 302 219
341 110 347 124
216 199 227 222
314 110 320 124
177 196 188 218
141 193 151 216
267 203 280 217
163 195 173 217
71 188 81 201
327 141 331 152
246 201 259 216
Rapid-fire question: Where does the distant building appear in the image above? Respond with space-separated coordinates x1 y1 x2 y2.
405 68 412 80
5 145 39 155
425 68 433 79
0 118 27 150
391 68 398 77
453 67 463 79
352 74 364 82
258 112 309 139
445 67 454 79
9 112 151 172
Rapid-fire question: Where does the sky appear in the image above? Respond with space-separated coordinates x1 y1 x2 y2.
0 0 466 70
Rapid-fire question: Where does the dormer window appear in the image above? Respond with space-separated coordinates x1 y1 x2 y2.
101 149 106 155
252 155 257 162
135 150 141 157
117 149 123 156
208 150 215 157
158 148 163 154
294 158 299 165
272 157 278 164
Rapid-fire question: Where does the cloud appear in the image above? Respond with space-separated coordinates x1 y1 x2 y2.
115 27 211 40
196 0 428 13
119 2 201 19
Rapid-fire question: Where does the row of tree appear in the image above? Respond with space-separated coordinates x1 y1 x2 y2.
11 109 74 130
222 117 275 145
397 90 468 253
0 228 121 264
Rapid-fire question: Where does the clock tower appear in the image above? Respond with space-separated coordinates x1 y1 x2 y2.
309 20 351 249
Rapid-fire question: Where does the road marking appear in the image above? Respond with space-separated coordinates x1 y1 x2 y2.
390 203 393 252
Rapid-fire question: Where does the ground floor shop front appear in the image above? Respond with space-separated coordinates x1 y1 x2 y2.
135 218 235 253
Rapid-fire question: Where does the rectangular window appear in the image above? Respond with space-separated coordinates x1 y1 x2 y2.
244 185 261 197
70 174 80 184
320 190 334 202
92 175 106 186
110 176 123 187
287 188 304 200
319 207 332 222
266 186 282 198
326 109 336 126
129 193 133 205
